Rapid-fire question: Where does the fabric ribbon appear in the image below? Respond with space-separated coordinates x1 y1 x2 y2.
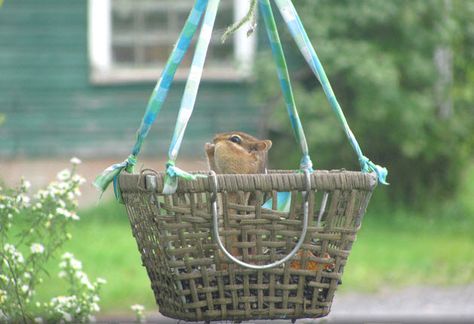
162 161 207 195
163 0 220 194
359 156 389 185
274 0 388 185
93 0 208 197
93 154 136 194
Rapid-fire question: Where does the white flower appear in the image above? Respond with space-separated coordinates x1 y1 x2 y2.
72 174 86 185
0 290 7 304
70 259 82 270
36 190 49 200
58 271 66 279
34 317 43 323
96 278 107 285
4 243 15 253
57 199 66 208
77 272 93 289
91 303 100 312
131 304 145 312
57 182 69 191
4 244 25 263
57 169 71 181
17 253 25 263
62 252 74 260
21 285 29 293
22 180 31 190
30 243 45 254
70 157 82 165
56 207 73 219
62 312 72 322
16 194 30 205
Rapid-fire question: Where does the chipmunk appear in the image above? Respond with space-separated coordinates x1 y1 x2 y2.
205 132 272 175
205 132 272 263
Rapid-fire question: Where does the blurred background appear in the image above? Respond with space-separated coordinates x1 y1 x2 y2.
1 0 473 321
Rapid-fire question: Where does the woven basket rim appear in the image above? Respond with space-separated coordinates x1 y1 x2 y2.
119 169 377 193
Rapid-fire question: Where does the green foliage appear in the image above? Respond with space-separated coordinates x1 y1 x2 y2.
0 161 105 322
344 208 474 291
256 0 474 205
36 201 156 314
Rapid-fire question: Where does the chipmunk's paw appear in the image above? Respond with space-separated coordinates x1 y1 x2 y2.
205 142 215 154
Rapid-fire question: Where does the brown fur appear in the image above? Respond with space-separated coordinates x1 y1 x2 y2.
205 131 271 175
205 132 272 263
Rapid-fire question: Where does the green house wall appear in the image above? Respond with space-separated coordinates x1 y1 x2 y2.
0 0 261 159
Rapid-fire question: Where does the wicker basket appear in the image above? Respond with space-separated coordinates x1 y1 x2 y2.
119 170 376 322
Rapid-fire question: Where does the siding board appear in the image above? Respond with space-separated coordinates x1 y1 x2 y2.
0 0 260 159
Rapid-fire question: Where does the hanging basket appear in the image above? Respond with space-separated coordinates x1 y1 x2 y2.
119 169 376 322
94 0 388 322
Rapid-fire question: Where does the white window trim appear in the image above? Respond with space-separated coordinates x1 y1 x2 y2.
88 0 256 84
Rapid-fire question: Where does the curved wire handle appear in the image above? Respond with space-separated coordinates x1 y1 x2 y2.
209 170 311 270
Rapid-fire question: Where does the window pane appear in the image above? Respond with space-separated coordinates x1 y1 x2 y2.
144 10 169 30
112 1 135 33
144 44 174 64
113 45 135 64
111 0 236 68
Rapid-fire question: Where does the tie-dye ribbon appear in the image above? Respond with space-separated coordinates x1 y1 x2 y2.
163 0 220 194
259 0 313 173
274 0 388 185
260 0 312 212
93 0 209 197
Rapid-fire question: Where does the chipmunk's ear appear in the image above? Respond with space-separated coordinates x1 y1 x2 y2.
256 140 272 152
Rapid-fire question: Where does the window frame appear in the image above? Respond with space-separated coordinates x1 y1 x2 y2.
88 0 256 84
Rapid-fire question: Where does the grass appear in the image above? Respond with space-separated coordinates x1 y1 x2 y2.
29 164 474 314
342 209 474 291
35 202 157 314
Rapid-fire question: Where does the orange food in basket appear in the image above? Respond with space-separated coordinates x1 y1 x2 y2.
290 251 334 271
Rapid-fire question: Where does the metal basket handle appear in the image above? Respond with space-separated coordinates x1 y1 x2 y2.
209 170 311 270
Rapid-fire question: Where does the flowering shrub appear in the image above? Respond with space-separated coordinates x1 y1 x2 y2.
131 304 146 323
0 158 106 322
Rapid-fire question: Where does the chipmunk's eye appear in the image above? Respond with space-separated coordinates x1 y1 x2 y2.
229 135 241 144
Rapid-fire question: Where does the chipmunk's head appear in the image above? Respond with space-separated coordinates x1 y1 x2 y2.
205 132 272 174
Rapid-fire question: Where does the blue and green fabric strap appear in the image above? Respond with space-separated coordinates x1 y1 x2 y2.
93 0 208 196
259 0 313 212
163 161 207 195
359 156 389 185
274 0 388 185
93 154 137 194
163 0 220 194
259 0 313 173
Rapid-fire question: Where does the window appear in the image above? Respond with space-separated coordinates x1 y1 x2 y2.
88 0 256 84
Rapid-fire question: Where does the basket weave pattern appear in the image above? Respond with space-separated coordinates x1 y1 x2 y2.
119 170 376 321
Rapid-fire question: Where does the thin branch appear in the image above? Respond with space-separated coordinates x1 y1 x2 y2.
221 0 257 43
